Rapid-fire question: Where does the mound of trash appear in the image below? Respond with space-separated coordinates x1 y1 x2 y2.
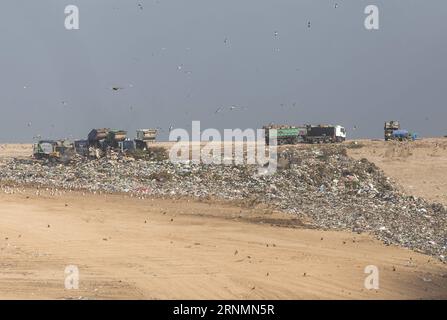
1 145 446 260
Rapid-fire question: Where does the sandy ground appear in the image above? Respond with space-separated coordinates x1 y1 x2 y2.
1 139 447 299
1 190 446 300
0 144 32 160
347 138 447 206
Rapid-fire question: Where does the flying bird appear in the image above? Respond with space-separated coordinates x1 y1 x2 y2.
215 105 248 114
215 106 224 114
229 105 247 111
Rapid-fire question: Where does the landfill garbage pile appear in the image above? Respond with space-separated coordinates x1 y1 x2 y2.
0 145 446 260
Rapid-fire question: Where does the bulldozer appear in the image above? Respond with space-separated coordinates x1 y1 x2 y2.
33 140 75 163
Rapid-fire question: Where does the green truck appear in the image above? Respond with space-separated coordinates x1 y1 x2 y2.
263 125 307 145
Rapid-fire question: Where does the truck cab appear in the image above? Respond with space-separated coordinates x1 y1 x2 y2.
306 125 346 143
335 125 347 142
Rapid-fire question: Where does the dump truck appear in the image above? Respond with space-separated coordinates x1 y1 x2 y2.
87 128 127 150
33 140 75 162
384 121 400 141
304 125 346 144
263 125 307 145
105 130 127 149
88 128 109 148
135 129 158 150
384 121 417 141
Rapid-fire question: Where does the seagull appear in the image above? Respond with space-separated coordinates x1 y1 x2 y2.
215 106 224 114
274 31 279 37
335 3 339 9
111 86 124 91
228 105 247 111
215 105 248 114
137 3 143 10
307 21 311 28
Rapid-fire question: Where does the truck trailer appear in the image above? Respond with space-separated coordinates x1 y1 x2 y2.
263 125 307 145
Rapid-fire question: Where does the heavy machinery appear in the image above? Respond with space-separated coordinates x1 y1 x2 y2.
384 121 400 141
87 128 127 150
74 140 89 156
391 129 418 141
263 125 307 145
263 124 346 145
33 140 75 162
87 128 109 148
135 129 158 150
384 121 417 141
121 139 136 152
105 129 127 149
304 125 346 144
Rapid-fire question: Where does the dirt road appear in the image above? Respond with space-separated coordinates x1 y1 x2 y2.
1 190 446 300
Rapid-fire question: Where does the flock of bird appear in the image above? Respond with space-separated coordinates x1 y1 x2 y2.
22 1 343 137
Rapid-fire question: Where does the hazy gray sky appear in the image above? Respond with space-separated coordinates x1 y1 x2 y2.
1 0 446 142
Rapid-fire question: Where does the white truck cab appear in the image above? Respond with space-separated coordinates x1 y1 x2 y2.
334 125 347 142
